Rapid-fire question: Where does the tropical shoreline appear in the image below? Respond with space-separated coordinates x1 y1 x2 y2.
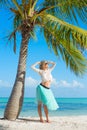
1 97 87 117
0 116 87 130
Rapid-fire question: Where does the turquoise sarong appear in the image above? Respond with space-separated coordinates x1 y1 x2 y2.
36 84 59 110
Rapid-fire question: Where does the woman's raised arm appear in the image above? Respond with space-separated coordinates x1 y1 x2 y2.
48 61 56 71
31 61 41 73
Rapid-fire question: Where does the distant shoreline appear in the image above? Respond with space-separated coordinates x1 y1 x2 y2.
1 97 87 117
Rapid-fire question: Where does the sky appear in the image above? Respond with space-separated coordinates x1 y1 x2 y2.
0 5 87 98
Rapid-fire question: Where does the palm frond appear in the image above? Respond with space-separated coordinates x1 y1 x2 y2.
42 23 87 76
31 0 38 11
13 32 16 53
10 8 19 14
8 24 21 53
22 0 26 5
12 0 24 18
59 40 87 76
27 0 38 16
0 0 11 8
27 0 33 16
29 30 37 40
38 13 87 49
43 0 87 24
13 14 22 29
0 0 8 3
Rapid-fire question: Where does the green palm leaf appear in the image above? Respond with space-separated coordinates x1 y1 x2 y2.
42 24 87 76
59 40 87 76
1 0 87 75
38 13 87 49
43 0 87 24
12 0 24 18
36 15 87 75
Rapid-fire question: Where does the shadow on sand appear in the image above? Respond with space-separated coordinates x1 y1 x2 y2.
0 117 40 123
0 125 8 130
18 117 40 123
0 118 9 130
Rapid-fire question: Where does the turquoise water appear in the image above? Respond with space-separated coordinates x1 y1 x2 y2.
0 97 87 117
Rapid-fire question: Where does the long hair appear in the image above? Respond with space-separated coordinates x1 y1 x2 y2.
39 60 48 70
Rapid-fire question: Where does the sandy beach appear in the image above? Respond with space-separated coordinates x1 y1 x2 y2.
0 116 87 130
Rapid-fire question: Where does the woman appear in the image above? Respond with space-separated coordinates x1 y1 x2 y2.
31 60 59 123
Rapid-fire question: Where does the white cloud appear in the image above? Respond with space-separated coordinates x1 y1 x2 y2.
51 78 58 86
0 77 84 89
72 80 84 88
25 77 84 88
0 80 11 87
51 78 84 88
58 80 71 87
0 77 39 88
25 77 39 87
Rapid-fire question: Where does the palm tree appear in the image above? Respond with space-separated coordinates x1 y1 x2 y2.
0 0 87 120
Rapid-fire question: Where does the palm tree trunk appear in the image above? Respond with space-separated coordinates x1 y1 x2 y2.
4 34 30 120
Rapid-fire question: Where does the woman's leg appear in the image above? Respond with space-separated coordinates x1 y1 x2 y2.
38 103 44 122
43 105 50 123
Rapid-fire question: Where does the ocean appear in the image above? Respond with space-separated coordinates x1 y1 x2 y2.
0 97 87 118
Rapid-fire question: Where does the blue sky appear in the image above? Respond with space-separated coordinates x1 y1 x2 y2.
0 7 87 98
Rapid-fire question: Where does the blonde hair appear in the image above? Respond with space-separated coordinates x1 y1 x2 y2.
39 60 48 70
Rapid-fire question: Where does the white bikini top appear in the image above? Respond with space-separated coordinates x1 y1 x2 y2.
31 61 56 82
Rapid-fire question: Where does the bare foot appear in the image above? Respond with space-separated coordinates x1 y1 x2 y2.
40 119 45 123
46 119 51 123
